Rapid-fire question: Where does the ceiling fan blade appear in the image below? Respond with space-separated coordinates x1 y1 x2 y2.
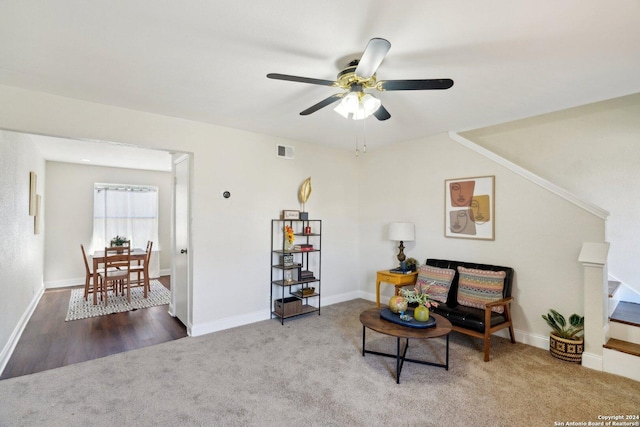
373 105 391 121
378 79 454 91
300 93 344 115
267 73 335 86
355 38 391 79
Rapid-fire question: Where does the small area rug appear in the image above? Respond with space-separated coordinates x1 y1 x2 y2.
65 279 170 321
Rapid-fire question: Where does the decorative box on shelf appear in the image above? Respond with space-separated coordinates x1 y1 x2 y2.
274 297 302 317
280 254 294 266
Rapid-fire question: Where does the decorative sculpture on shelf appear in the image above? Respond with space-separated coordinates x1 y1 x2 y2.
298 177 312 220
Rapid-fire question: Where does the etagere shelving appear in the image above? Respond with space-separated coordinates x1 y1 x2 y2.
270 219 321 324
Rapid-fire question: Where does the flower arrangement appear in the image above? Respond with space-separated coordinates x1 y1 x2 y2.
284 225 295 245
401 282 439 309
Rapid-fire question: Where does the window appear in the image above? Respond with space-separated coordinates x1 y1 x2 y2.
92 183 159 251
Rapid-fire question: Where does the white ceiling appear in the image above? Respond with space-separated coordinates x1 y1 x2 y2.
1 0 640 157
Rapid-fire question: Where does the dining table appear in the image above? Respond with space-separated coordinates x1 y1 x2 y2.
92 248 147 305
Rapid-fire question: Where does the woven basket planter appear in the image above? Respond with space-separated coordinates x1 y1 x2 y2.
549 333 583 364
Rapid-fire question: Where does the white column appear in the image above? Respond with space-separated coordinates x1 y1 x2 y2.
578 242 610 371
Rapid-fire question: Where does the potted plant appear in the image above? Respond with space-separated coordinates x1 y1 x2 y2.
401 284 438 322
110 235 128 251
405 257 418 272
541 309 584 364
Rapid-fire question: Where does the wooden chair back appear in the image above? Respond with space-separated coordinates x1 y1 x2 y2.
80 244 91 275
145 240 153 264
103 245 132 273
80 244 94 301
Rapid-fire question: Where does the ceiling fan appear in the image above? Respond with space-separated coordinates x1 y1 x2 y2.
267 38 454 121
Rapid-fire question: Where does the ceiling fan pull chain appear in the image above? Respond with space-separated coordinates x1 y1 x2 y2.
354 118 360 157
362 116 367 154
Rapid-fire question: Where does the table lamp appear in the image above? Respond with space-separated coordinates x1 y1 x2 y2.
388 222 415 268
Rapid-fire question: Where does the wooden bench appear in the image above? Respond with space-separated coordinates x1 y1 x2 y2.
424 258 516 362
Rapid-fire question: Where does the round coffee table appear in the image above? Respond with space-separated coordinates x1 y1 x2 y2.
359 306 453 384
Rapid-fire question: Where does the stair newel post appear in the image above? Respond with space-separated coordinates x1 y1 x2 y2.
578 242 610 371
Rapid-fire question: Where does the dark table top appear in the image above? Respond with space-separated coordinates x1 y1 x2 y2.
359 306 452 340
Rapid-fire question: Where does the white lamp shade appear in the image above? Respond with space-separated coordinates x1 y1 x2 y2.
333 101 350 119
361 93 381 113
333 92 382 120
343 92 359 111
388 222 415 242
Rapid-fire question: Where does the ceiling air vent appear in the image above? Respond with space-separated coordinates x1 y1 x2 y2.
276 144 294 160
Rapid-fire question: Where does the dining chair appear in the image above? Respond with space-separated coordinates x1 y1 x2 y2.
81 244 119 302
129 240 153 298
98 245 132 305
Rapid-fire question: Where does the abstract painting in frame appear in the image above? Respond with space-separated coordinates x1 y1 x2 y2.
444 175 495 240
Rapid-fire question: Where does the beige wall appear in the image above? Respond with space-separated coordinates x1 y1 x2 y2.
0 84 361 336
461 93 640 295
0 83 609 355
0 130 45 367
43 161 172 286
357 133 605 342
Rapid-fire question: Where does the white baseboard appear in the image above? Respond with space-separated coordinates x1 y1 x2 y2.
45 277 84 289
0 285 45 376
190 309 269 337
582 352 603 371
46 269 172 289
190 291 363 337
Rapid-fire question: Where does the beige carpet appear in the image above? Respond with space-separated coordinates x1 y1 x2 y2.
1 299 638 426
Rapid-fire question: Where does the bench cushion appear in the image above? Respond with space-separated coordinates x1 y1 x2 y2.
433 304 508 333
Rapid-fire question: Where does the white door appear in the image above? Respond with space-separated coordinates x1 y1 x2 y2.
173 154 190 330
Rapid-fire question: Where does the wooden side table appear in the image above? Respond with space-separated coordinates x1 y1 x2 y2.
376 270 418 307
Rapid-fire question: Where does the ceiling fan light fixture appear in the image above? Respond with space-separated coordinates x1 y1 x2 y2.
343 92 360 112
334 92 381 120
333 101 351 119
351 108 366 120
361 93 381 114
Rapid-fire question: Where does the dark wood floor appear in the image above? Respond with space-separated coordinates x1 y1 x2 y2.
0 276 187 380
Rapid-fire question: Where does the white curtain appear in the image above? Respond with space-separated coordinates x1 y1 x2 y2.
92 183 159 253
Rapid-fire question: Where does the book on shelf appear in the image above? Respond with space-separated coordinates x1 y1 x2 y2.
293 244 314 251
389 267 413 274
294 271 316 281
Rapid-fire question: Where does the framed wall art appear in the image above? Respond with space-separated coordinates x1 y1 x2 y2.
281 210 300 220
29 171 37 216
34 194 41 235
444 175 495 240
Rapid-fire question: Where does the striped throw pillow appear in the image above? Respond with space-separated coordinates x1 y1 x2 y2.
456 266 506 313
416 265 455 303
